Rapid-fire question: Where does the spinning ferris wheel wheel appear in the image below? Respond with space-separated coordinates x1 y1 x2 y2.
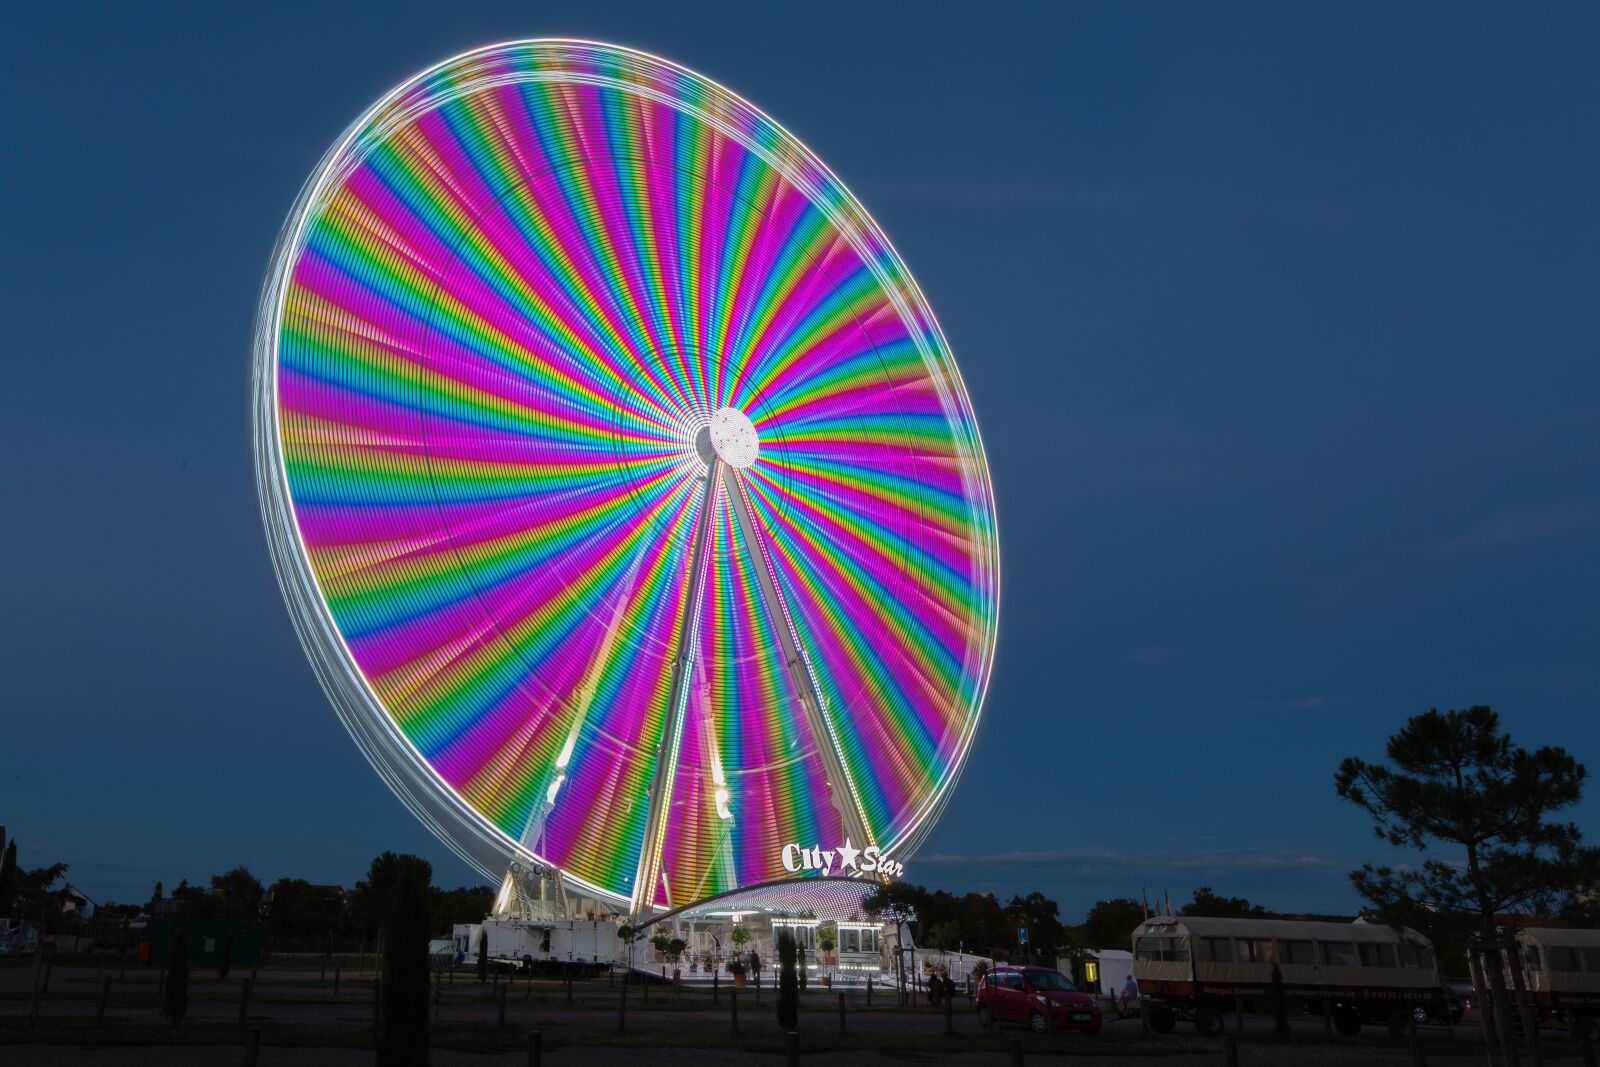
253 40 999 916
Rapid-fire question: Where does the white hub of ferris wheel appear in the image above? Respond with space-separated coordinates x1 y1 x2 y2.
706 407 759 469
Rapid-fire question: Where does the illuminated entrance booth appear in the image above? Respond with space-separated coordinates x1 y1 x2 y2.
637 877 892 982
253 39 998 955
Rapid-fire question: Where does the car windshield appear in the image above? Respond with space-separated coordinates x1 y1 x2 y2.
1025 971 1077 992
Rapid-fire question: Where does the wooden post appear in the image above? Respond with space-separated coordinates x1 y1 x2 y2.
1409 1032 1427 1067
713 966 719 1003
96 975 112 1027
42 963 53 994
334 965 341 996
867 976 873 1007
566 976 573 1003
158 966 166 998
1139 995 1150 1037
528 1030 542 1067
1324 998 1333 1038
1580 1040 1597 1067
786 1031 800 1067
617 983 627 1034
372 978 381 1045
839 991 847 1032
498 983 508 1028
320 961 326 984
434 970 441 1023
1236 995 1244 1035
731 989 739 1033
1009 1036 1024 1066
1505 940 1545 1067
238 976 253 1024
946 983 955 1035
243 1025 261 1067
1222 1035 1239 1067
1468 948 1504 1067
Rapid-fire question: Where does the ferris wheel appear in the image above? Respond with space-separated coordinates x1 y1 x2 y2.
253 40 999 914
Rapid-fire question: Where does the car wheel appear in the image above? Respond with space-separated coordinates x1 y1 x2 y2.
1194 1006 1224 1036
1030 1010 1048 1034
1412 1005 1430 1025
1149 1004 1176 1034
977 1004 991 1028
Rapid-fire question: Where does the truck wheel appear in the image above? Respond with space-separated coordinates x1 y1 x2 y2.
1387 1007 1413 1039
1149 1004 1176 1034
1333 1007 1363 1037
1194 1006 1224 1036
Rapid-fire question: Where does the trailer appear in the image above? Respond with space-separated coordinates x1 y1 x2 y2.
452 918 623 975
1513 927 1600 1041
1131 915 1443 1037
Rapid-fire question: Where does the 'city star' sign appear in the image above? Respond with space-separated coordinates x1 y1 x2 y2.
779 838 904 878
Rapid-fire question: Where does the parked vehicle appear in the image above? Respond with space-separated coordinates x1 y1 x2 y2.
1131 915 1441 1038
977 964 1102 1034
1509 927 1600 1041
1411 985 1464 1026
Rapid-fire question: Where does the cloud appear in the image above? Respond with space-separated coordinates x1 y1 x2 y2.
1442 498 1600 556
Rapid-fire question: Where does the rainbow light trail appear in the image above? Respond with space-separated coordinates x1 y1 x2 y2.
254 40 999 910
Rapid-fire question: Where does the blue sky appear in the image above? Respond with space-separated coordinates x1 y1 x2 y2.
5 2 1597 921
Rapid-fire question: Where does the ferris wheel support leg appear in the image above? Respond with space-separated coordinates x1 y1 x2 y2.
629 459 724 918
720 466 876 856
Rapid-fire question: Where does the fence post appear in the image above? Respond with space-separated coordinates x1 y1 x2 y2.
1324 998 1332 1038
1235 995 1244 1035
238 975 253 1024
839 991 847 1032
528 1030 542 1067
567 976 573 1003
786 1031 800 1067
1139 995 1150 1037
334 965 341 996
946 985 955 1035
617 983 627 1034
158 966 166 998
1009 1036 1024 1066
42 963 53 994
1222 1035 1239 1067
243 1025 261 1067
731 988 739 1033
373 978 381 1043
713 966 719 1003
96 975 112 1027
1410 1032 1428 1067
498 983 508 1028
867 977 873 1007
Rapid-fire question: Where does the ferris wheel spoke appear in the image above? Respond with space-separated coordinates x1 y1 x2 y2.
719 464 877 858
630 457 723 916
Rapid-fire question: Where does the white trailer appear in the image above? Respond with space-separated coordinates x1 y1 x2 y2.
453 918 625 970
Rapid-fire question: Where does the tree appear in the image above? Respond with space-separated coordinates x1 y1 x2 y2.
1082 899 1146 950
208 867 265 919
1335 706 1600 1064
730 924 750 949
1181 887 1270 919
775 929 799 1032
1006 892 1067 959
0 839 16 918
163 926 191 1027
476 929 489 983
18 863 69 932
378 854 432 1066
148 881 164 913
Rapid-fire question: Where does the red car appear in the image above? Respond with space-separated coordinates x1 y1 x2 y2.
977 965 1102 1034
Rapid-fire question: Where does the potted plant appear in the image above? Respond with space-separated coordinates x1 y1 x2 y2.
669 937 686 980
650 928 672 963
726 958 748 986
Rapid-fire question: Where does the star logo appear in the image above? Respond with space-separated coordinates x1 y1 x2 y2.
835 837 862 872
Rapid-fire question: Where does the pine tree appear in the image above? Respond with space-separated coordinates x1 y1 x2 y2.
378 854 432 1066
163 926 191 1027
775 930 799 1032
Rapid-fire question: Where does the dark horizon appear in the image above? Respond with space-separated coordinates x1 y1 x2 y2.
6 2 1598 922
